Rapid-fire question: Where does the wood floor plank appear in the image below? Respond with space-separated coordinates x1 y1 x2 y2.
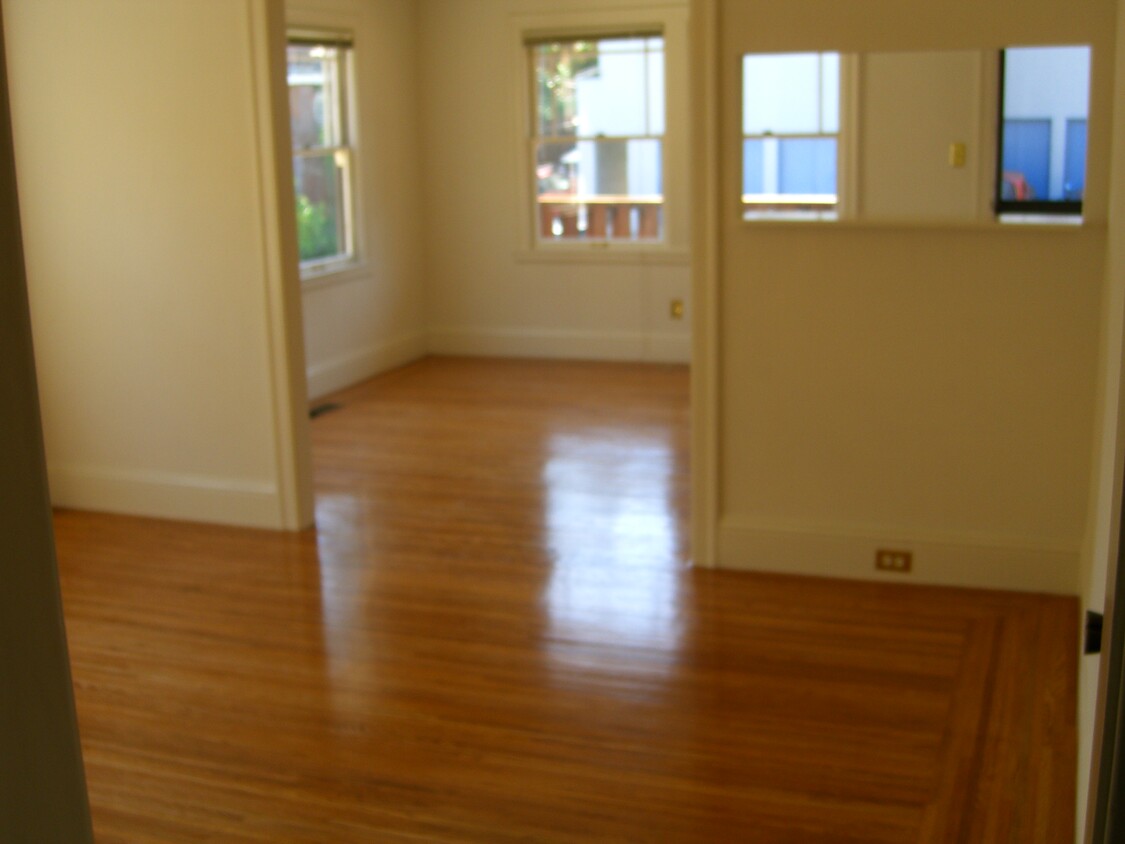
51 357 1076 841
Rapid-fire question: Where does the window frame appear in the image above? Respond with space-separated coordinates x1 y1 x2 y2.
512 7 689 258
994 46 1089 219
286 29 360 280
527 32 667 246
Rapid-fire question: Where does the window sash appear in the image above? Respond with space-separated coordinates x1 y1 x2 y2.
293 149 354 267
288 44 350 151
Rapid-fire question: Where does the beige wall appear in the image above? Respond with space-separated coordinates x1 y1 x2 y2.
288 0 427 399
417 0 691 363
714 0 1116 594
4 0 313 529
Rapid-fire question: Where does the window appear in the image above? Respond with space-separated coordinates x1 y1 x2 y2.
742 52 840 219
287 34 356 274
530 34 664 243
996 45 1091 217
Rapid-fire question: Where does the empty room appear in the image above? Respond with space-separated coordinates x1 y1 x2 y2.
4 0 1125 841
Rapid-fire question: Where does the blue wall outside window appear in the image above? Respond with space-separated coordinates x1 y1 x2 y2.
1065 118 1087 200
778 138 836 195
1001 119 1051 200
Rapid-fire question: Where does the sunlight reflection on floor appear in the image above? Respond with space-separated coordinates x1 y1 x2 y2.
541 428 686 685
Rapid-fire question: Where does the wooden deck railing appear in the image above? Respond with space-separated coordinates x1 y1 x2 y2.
537 194 662 241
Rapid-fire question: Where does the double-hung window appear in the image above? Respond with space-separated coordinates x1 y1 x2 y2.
742 52 840 219
287 33 356 274
529 34 665 243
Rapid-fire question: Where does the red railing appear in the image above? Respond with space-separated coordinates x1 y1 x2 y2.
538 194 662 241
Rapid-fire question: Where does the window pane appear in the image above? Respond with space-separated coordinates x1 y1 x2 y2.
1001 119 1051 199
535 139 662 241
820 53 840 134
778 137 836 195
287 44 344 148
534 37 663 138
294 154 347 262
537 139 661 198
1065 118 1087 200
647 47 666 136
743 52 835 135
743 139 765 195
1000 45 1090 205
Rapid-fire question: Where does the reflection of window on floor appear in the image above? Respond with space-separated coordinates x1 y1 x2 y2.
541 429 683 677
287 33 357 275
742 52 840 220
530 34 664 243
997 45 1090 217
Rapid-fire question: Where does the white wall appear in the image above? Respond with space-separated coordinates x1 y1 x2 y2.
4 0 313 529
417 0 691 364
713 0 1116 595
288 0 427 400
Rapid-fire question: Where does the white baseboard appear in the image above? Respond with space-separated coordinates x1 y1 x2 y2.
645 333 692 363
427 327 690 364
717 518 1079 595
306 332 427 400
48 465 285 529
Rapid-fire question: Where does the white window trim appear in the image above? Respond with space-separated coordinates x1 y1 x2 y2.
510 7 689 257
286 23 364 282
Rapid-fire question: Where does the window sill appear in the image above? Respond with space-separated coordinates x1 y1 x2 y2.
514 246 691 266
997 213 1083 226
739 215 1101 233
299 260 367 291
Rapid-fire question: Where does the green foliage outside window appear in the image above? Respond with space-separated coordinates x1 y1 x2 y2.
535 41 598 137
295 193 338 261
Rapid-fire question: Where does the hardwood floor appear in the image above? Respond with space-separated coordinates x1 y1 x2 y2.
52 357 1076 842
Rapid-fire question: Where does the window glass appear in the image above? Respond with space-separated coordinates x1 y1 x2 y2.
293 154 345 262
778 138 836 194
531 35 664 243
998 45 1090 214
1065 119 1087 200
819 54 840 134
1001 119 1051 199
742 53 823 135
742 140 765 196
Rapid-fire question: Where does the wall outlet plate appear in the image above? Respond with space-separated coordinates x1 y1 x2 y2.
875 549 912 573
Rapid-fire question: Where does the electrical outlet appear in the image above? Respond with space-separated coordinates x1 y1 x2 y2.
875 549 912 573
669 299 684 320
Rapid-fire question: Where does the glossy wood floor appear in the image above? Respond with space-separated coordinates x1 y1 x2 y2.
52 357 1077 843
